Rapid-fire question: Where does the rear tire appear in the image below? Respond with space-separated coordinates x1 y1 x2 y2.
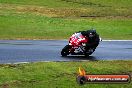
85 48 95 57
84 53 89 57
61 45 70 57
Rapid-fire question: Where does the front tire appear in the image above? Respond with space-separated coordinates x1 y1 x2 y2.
61 45 70 56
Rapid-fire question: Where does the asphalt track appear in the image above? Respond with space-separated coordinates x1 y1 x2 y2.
0 40 132 64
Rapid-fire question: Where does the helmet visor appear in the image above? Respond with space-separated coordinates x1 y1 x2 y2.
89 33 94 37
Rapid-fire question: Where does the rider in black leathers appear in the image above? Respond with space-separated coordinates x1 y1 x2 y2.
80 29 100 50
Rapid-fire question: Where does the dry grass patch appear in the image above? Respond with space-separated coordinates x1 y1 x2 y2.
0 4 92 18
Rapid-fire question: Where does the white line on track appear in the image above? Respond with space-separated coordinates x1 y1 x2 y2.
60 40 132 42
102 40 132 42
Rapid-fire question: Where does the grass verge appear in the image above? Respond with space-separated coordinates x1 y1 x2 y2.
0 0 132 40
0 60 132 88
0 10 132 40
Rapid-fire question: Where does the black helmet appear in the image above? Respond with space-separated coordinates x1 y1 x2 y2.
87 29 96 38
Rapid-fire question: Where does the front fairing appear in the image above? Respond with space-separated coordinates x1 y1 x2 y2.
69 33 88 46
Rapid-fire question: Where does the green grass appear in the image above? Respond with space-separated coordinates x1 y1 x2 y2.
0 0 132 8
0 61 132 88
0 11 132 39
0 0 132 40
0 0 132 17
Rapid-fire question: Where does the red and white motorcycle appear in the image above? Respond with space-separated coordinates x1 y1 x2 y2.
61 32 99 57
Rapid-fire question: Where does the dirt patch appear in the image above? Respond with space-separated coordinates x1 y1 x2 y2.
0 4 91 17
61 0 111 7
0 3 131 18
1 83 9 88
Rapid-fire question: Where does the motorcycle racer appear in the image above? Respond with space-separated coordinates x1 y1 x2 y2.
80 29 100 50
61 29 100 57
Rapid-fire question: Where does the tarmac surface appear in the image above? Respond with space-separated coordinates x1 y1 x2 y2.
0 40 132 64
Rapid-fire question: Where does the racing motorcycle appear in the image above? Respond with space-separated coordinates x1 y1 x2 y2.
61 32 98 57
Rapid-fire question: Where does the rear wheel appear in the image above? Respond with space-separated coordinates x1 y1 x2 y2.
85 48 95 57
61 45 70 56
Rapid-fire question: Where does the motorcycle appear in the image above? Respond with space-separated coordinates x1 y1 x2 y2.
61 32 98 57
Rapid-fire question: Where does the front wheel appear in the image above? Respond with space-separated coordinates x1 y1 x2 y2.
61 45 70 56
